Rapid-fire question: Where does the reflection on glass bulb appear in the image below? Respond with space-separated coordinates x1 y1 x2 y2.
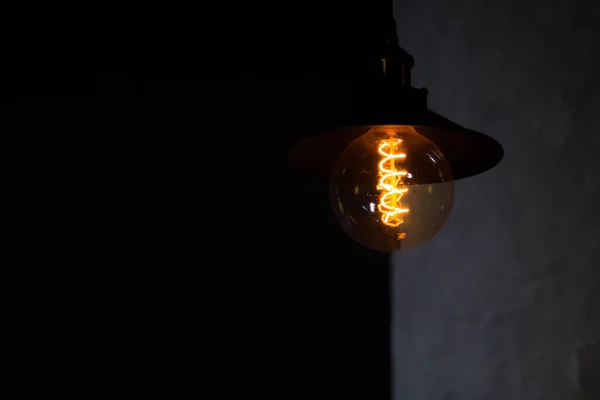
330 125 454 253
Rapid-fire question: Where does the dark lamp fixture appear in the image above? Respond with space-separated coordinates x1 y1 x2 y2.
287 11 504 253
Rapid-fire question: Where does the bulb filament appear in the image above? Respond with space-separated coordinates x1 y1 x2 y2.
377 139 409 228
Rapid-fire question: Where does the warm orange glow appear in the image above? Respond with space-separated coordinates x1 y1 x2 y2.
377 138 409 228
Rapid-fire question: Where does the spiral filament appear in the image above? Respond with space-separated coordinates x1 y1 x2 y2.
377 139 409 228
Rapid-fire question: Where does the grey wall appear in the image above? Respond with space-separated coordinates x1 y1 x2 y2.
392 1 600 399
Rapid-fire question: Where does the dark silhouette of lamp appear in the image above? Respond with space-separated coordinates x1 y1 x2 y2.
288 3 504 252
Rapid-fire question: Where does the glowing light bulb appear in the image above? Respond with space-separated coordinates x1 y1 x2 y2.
330 125 454 252
376 139 409 228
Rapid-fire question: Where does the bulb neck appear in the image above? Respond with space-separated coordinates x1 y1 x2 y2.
346 83 428 127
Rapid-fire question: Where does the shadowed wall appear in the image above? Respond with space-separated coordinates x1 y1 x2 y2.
392 1 600 399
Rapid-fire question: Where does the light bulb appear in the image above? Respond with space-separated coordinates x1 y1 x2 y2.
330 125 454 252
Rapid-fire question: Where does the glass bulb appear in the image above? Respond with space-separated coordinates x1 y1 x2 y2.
330 125 454 253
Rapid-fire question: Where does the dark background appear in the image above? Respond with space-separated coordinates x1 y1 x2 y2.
14 1 394 399
13 0 600 399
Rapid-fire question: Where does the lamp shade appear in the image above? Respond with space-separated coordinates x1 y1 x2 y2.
287 82 504 182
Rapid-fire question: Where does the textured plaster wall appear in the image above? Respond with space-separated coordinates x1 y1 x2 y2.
392 1 600 399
